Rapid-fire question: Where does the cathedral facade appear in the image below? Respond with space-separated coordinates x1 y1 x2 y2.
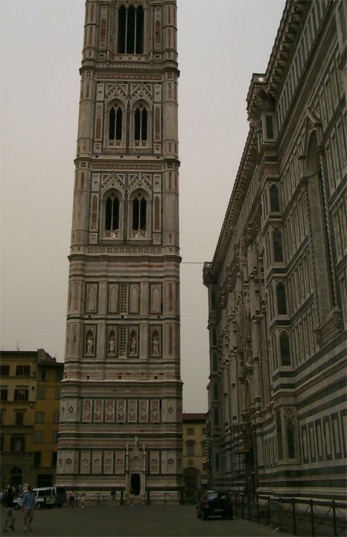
203 0 347 500
56 0 183 500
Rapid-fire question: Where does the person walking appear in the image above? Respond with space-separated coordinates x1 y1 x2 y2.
22 485 35 533
129 486 134 506
2 485 16 532
110 487 116 507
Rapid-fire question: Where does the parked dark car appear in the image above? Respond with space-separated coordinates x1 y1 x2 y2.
196 490 233 520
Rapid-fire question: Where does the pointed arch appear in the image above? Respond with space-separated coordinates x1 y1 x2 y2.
270 184 280 212
118 4 144 54
102 188 123 239
108 105 123 141
245 381 252 410
131 191 147 233
273 227 284 262
134 106 148 141
279 331 290 366
277 282 287 314
286 420 296 459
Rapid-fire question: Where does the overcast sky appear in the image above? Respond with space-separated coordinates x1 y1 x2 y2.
1 0 286 413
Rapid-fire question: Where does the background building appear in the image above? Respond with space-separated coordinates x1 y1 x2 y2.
182 413 207 500
203 0 347 500
0 350 63 488
56 0 183 500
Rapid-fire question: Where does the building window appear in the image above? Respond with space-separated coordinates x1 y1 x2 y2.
132 193 147 231
276 282 287 314
118 4 144 54
211 290 216 310
15 412 24 426
105 194 120 231
16 365 30 376
134 106 148 141
109 106 123 140
39 370 47 381
273 228 284 262
214 408 219 427
212 353 217 371
37 387 45 399
1 389 8 401
265 114 275 139
186 440 195 456
187 427 194 436
34 452 41 468
55 370 63 382
276 411 283 460
35 431 44 444
270 184 280 212
287 420 296 459
280 331 291 366
213 382 218 400
35 412 44 424
0 365 9 376
53 412 60 424
14 389 28 401
212 329 217 346
11 435 25 452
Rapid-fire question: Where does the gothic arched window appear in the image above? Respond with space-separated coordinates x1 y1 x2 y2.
118 5 144 54
213 381 218 400
280 331 290 366
109 106 123 141
270 184 280 212
277 282 287 314
273 227 284 262
132 193 147 231
287 420 296 459
134 107 148 141
105 195 120 231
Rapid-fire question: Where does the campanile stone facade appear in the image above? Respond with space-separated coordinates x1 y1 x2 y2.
56 0 183 499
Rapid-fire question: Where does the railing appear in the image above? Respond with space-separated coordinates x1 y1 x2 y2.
68 490 183 507
232 494 347 537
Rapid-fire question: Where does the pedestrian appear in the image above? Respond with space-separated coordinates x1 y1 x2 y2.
129 486 134 506
80 490 86 509
1 484 16 532
110 487 116 507
22 485 35 533
69 491 75 507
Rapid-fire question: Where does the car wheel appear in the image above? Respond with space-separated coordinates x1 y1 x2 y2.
36 503 41 509
14 504 20 511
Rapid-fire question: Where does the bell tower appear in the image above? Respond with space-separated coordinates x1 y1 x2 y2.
57 0 182 500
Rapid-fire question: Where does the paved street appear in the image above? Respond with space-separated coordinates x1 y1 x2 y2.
6 504 291 537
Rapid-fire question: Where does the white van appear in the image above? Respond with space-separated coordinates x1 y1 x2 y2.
13 487 56 510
